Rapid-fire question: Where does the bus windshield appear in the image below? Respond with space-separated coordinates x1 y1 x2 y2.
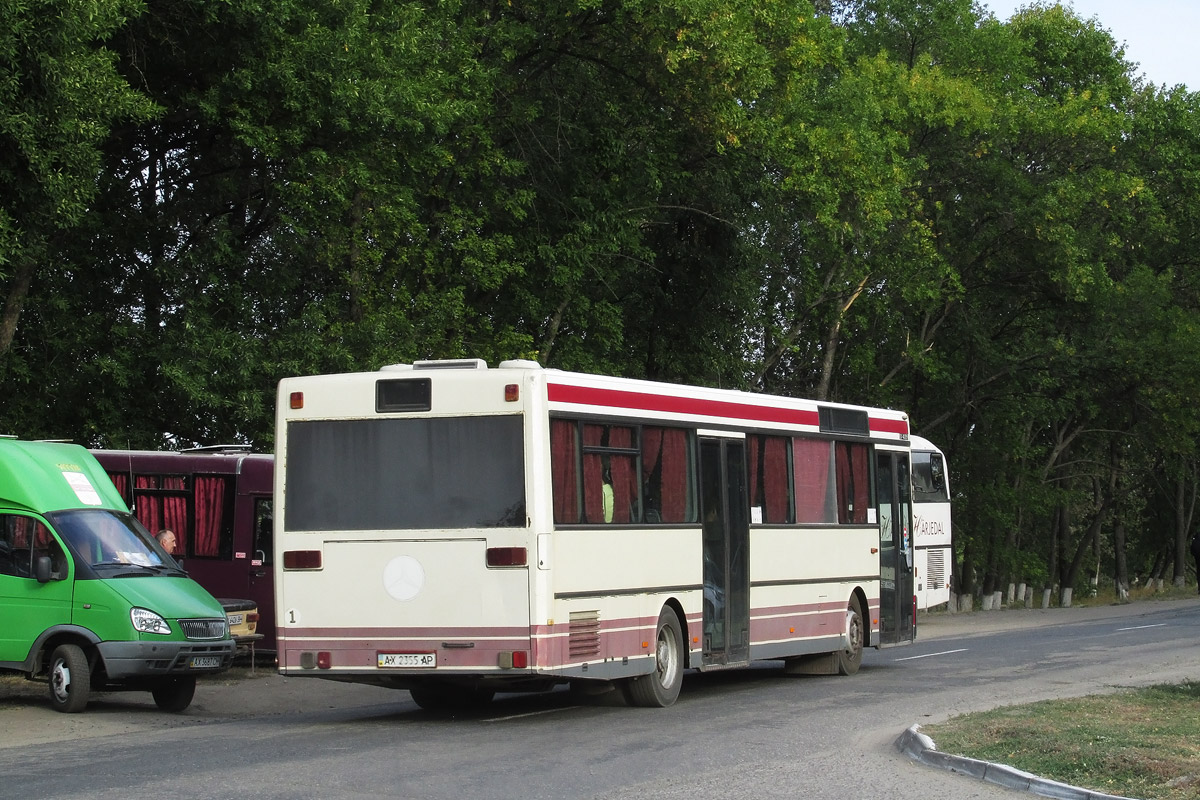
49 509 181 573
284 416 527 531
911 451 948 502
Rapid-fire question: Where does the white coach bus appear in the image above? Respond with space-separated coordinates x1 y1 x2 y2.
274 359 917 709
909 436 952 610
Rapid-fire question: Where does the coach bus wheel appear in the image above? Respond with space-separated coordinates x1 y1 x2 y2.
152 676 197 712
48 643 91 713
410 685 495 712
624 607 684 707
836 595 865 676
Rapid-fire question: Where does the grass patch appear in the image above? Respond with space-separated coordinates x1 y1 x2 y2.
924 683 1200 799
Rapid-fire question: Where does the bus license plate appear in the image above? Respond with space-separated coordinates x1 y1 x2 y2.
226 614 244 625
377 652 436 668
190 656 221 669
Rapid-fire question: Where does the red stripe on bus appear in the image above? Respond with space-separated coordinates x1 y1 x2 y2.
548 384 820 427
869 417 910 435
548 383 908 436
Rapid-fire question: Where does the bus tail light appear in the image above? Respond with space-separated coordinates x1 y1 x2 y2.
486 547 527 567
299 651 331 669
283 550 322 570
498 650 529 669
248 612 260 624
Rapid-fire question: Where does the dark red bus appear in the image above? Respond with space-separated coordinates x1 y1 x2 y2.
91 447 276 651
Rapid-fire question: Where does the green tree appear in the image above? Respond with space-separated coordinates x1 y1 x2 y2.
0 0 153 356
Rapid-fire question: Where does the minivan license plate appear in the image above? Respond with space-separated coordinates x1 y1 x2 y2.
377 652 436 668
190 656 221 669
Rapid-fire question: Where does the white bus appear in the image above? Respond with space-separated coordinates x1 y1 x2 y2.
910 435 952 610
274 359 917 708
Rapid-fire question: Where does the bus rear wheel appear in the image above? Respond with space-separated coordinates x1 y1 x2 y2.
836 595 865 676
409 685 495 712
624 607 683 707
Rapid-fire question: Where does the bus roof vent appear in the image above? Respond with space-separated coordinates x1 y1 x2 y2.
497 359 542 370
412 359 488 370
818 406 869 436
379 363 415 372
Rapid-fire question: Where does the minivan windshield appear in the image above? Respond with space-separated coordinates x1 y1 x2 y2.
48 509 183 575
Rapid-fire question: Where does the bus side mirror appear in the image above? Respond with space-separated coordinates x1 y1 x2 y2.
35 556 53 583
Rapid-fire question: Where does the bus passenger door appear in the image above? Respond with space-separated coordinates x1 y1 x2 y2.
876 450 915 645
248 496 276 649
700 437 751 667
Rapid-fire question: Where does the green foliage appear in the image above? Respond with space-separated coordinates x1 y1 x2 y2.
1 0 1200 595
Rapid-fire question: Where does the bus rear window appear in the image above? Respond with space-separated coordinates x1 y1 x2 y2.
285 416 526 531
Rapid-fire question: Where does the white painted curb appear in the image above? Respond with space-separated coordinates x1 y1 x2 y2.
896 724 1138 800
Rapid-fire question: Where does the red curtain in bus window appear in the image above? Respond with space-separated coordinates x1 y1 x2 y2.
550 420 580 524
642 427 692 523
194 476 226 556
793 438 836 523
835 442 869 524
749 435 791 523
107 473 128 503
582 424 637 524
134 476 162 533
162 476 188 550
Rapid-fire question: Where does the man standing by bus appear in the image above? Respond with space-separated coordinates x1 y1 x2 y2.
156 529 178 555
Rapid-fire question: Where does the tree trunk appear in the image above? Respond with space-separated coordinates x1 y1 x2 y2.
0 255 37 358
1113 519 1129 600
1172 457 1197 588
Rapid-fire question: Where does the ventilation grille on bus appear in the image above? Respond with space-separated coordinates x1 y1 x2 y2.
568 611 601 659
927 549 946 587
179 618 227 640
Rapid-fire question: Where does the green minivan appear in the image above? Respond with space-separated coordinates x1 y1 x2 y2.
0 438 235 712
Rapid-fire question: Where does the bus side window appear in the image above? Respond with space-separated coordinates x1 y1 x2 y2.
581 424 638 524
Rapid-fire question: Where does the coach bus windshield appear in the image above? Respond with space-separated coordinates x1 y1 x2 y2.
284 416 527 531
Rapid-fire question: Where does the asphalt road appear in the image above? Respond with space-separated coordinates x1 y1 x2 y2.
1 598 1197 799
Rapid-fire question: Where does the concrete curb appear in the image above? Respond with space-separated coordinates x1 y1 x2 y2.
896 724 1137 800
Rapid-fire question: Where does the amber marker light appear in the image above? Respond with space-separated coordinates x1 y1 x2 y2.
290 391 304 409
504 383 519 402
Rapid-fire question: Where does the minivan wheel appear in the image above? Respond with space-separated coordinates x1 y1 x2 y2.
48 643 90 713
152 676 197 712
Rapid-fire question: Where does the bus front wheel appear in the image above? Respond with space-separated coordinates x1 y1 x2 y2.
624 607 683 707
836 595 865 676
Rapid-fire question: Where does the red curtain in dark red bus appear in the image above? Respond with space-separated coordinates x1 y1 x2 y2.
194 476 226 556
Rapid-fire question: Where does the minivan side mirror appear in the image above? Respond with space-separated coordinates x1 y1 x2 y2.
35 555 53 583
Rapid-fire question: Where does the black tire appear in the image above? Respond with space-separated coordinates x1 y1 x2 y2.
836 595 865 676
624 607 684 707
409 685 495 712
152 676 197 712
48 643 90 713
